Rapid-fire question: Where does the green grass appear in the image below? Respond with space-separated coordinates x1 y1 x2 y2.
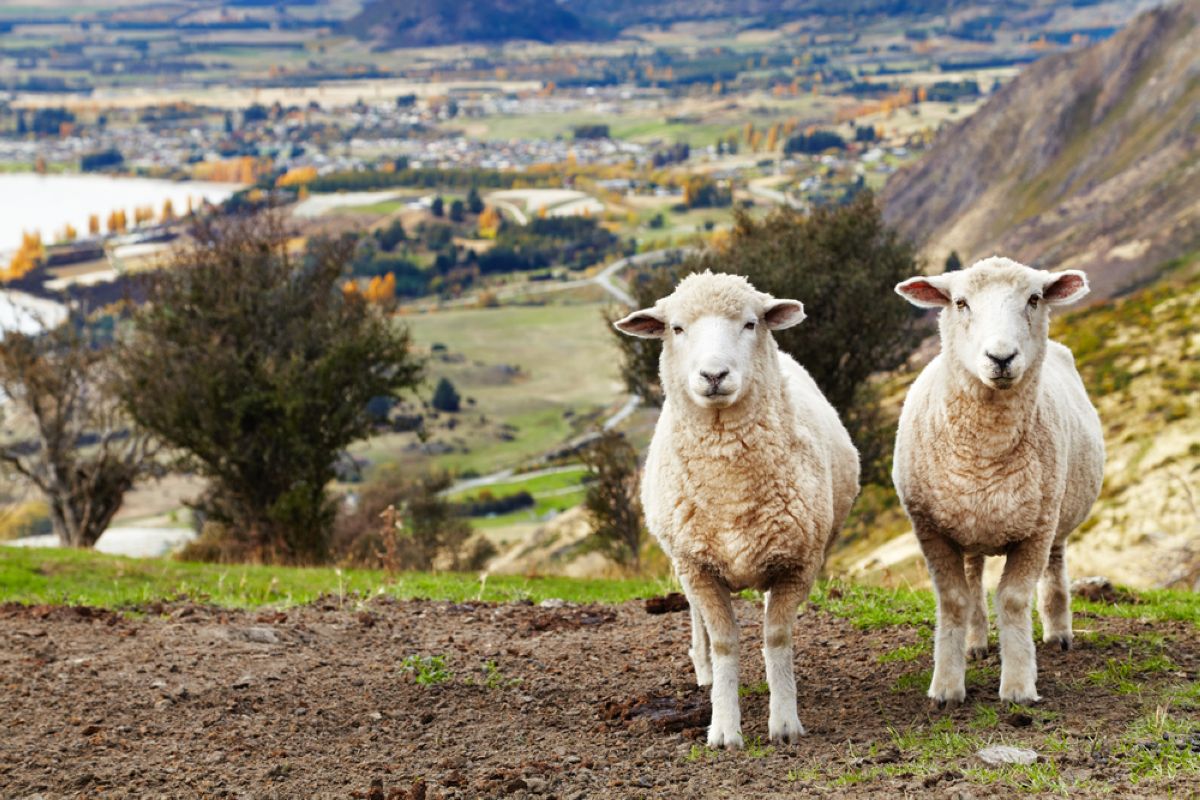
449 467 591 529
0 546 670 609
400 654 451 685
810 580 935 629
876 642 928 664
1087 653 1178 695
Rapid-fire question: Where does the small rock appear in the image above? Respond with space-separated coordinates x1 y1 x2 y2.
977 745 1038 765
538 598 567 609
368 711 383 721
150 679 167 690
1006 712 1034 728
231 674 254 689
244 626 280 644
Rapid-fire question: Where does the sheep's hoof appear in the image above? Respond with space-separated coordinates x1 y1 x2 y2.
768 714 806 744
928 696 962 711
967 645 989 661
1046 635 1072 652
927 679 966 709
707 727 744 750
999 686 1041 705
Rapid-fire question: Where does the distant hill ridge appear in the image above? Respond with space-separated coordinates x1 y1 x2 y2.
345 0 604 47
345 0 959 47
881 0 1200 299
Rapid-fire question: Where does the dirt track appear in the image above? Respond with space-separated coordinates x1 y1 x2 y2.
1 597 1196 799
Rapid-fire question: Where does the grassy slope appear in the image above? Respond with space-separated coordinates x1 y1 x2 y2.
0 547 669 608
360 302 622 474
3 546 1197 623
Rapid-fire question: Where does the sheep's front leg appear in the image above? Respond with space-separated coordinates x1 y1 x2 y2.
965 553 989 660
997 536 1052 704
918 529 969 706
1038 541 1072 651
684 568 742 749
763 577 809 743
688 593 712 687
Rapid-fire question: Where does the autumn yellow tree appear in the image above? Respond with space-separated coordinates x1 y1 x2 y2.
88 214 100 236
161 199 175 223
478 205 502 238
3 231 45 282
766 123 780 151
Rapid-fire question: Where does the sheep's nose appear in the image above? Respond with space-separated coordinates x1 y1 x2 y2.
700 369 729 387
986 351 1017 370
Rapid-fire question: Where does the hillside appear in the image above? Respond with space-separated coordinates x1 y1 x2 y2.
345 0 604 47
558 0 952 26
881 1 1200 299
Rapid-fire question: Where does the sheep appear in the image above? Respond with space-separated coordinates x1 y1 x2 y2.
614 271 860 748
893 256 1104 706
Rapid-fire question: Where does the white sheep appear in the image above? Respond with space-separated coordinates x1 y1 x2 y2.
615 272 860 748
893 256 1104 706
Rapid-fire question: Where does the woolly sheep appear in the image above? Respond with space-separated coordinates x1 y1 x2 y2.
893 256 1104 706
615 272 860 748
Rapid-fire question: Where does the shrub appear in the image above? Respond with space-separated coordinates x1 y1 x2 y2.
332 470 494 571
580 430 646 571
431 377 461 412
115 213 423 564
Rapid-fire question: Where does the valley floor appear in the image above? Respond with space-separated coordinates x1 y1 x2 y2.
2 588 1197 797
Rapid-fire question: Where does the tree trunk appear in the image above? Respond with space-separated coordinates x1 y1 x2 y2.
49 483 128 549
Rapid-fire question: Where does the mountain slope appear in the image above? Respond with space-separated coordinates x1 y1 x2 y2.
346 0 603 48
881 1 1200 299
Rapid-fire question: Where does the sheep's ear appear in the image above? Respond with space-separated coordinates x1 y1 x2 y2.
764 299 805 330
1042 270 1089 306
895 275 952 308
613 308 666 339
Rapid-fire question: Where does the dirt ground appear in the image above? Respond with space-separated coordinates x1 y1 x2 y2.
1 596 1196 799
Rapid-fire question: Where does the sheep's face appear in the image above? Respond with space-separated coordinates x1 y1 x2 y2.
614 273 804 409
896 257 1089 391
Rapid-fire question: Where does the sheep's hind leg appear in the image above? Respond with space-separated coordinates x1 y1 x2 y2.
997 536 1052 704
1038 541 1072 652
763 577 808 744
918 529 969 707
684 568 742 749
688 592 712 687
965 553 989 660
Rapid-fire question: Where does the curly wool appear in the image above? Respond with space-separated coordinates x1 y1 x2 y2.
642 273 860 591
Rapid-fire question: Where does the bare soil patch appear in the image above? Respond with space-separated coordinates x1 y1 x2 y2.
0 597 1196 798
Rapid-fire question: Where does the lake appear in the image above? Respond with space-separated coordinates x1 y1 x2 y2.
0 173 241 256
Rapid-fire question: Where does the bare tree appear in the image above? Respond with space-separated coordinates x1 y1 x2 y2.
0 312 158 548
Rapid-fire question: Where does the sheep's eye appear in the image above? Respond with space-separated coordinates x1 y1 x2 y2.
954 298 969 310
1028 294 1040 308
744 321 756 331
672 325 683 335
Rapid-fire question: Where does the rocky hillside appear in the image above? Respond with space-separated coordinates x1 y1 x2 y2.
345 0 603 48
882 1 1200 299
